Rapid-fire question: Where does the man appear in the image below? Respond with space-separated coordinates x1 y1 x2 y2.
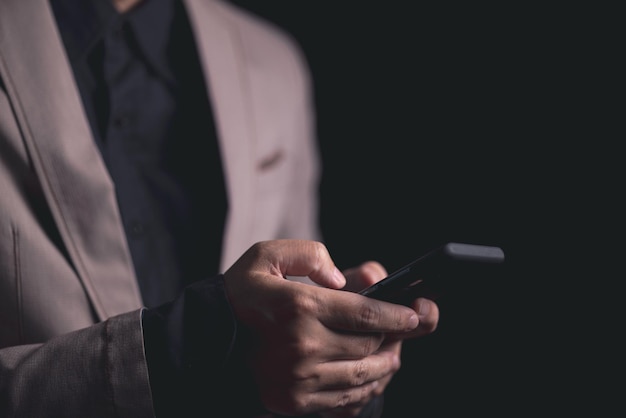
0 0 439 416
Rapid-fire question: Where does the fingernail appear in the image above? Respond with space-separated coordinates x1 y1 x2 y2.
407 313 419 330
417 300 431 317
392 355 400 369
333 267 346 287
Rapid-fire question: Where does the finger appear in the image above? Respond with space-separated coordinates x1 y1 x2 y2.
264 379 380 417
372 339 403 394
262 351 398 416
318 288 419 334
312 349 400 391
342 261 387 292
310 381 380 416
305 351 399 414
389 297 440 340
319 342 403 418
409 297 439 337
247 239 346 289
305 326 387 361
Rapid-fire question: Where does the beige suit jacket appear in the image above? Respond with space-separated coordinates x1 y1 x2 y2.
0 0 320 415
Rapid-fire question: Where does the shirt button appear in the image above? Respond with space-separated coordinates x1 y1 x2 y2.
113 114 130 130
112 22 125 41
129 221 145 238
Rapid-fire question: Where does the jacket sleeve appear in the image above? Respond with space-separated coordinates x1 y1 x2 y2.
0 309 155 418
141 275 260 417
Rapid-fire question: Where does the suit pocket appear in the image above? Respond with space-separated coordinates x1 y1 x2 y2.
257 149 285 171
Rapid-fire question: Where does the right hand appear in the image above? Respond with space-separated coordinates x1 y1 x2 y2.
223 239 421 416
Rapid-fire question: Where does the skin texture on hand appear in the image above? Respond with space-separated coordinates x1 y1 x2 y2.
224 240 439 417
319 261 439 418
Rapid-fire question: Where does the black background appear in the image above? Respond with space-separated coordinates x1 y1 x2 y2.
229 2 619 416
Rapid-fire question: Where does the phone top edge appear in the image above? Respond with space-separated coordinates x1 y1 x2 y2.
443 242 505 262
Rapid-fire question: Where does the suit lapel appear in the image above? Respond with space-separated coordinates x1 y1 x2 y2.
183 0 257 270
0 0 142 319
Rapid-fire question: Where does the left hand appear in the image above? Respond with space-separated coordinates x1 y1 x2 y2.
320 261 440 417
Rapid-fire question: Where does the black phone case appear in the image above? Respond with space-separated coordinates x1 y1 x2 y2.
358 242 505 305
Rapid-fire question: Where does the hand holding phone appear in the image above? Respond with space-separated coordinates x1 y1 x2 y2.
358 242 505 305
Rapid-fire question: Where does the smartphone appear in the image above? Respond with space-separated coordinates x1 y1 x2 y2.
358 242 505 305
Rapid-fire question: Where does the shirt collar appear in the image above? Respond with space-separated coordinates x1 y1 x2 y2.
51 0 176 82
126 0 176 82
50 0 118 63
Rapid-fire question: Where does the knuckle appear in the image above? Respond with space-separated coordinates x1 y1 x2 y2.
351 360 369 385
358 336 378 357
336 390 353 407
311 241 328 270
288 289 319 319
356 303 382 328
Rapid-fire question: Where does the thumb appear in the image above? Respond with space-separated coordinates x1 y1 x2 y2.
256 239 347 289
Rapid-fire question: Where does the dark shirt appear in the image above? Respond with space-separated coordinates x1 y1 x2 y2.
50 0 227 309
